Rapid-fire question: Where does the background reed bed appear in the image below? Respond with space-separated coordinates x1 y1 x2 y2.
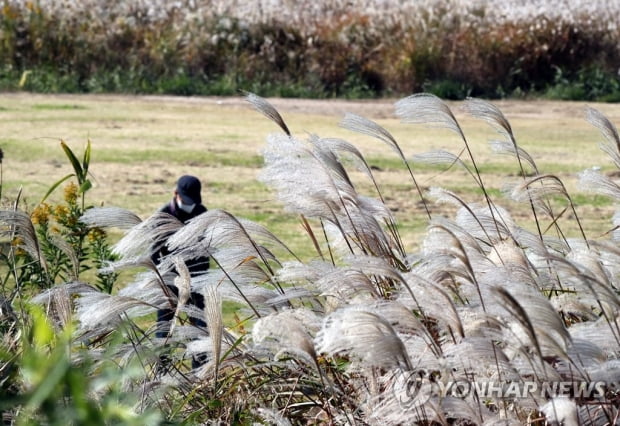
1 0 619 99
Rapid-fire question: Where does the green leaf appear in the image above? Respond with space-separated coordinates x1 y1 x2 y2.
82 139 91 177
41 173 74 202
25 351 70 411
61 140 84 183
79 179 92 194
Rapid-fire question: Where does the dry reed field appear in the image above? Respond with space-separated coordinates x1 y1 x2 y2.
1 93 620 424
2 0 619 99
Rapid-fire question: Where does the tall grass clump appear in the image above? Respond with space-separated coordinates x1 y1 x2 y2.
1 93 620 424
0 0 619 99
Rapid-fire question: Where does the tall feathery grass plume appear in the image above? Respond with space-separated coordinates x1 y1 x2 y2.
396 93 509 238
465 97 547 240
202 285 223 377
340 112 431 220
586 106 620 169
244 92 290 136
0 209 46 272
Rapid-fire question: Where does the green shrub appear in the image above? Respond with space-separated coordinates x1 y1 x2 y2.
545 66 620 101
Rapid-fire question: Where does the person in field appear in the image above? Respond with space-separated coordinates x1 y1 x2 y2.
152 175 209 369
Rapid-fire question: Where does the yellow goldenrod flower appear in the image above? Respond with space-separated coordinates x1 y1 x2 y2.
31 203 52 225
54 205 70 220
11 236 23 247
64 182 79 204
87 227 106 242
11 237 25 256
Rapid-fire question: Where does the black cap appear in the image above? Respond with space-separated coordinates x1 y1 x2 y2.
176 175 202 205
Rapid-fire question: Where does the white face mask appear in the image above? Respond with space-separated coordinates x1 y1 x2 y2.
176 198 196 213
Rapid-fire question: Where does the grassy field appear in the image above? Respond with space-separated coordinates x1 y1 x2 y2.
1 93 619 257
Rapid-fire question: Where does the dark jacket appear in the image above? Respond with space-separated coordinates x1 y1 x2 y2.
151 199 210 276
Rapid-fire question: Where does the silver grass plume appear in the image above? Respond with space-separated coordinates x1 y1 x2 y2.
201 247 274 284
397 93 507 238
326 199 397 260
590 239 620 278
261 133 400 260
344 254 410 289
340 112 431 219
427 188 506 247
315 306 411 370
466 97 549 243
423 223 484 300
75 291 153 330
49 234 79 280
507 173 589 246
463 98 513 142
245 92 290 136
51 284 72 329
79 206 143 230
454 203 516 245
570 319 620 361
309 136 401 259
112 211 182 259
578 167 620 200
513 227 553 258
32 282 94 328
368 384 445 425
314 137 385 201
316 267 382 306
548 250 620 317
443 337 520 382
0 210 45 270
168 256 191 337
260 133 356 219
395 93 465 140
204 285 223 380
339 112 403 157
99 256 159 276
31 281 98 305
165 209 274 256
554 338 605 381
235 216 299 260
252 309 318 365
567 246 614 291
263 287 320 309
489 140 538 174
613 211 620 242
542 397 579 426
412 149 469 171
492 286 570 378
399 270 465 341
117 272 168 304
191 266 281 317
369 300 429 336
586 107 620 169
275 260 378 309
390 297 449 358
309 134 354 191
463 97 541 181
